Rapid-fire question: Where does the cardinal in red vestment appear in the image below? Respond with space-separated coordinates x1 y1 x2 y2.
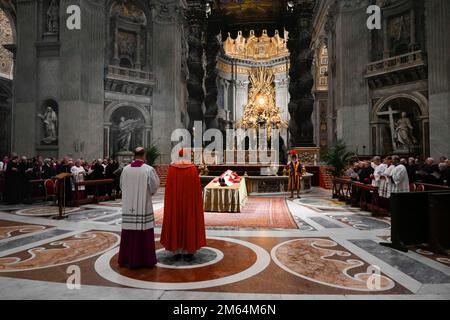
160 149 206 257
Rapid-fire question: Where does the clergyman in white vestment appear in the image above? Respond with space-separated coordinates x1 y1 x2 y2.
390 156 410 194
118 147 160 269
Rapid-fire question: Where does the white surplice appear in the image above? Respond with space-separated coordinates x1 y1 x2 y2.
379 164 395 198
391 164 410 193
71 166 86 191
372 163 387 188
120 163 160 231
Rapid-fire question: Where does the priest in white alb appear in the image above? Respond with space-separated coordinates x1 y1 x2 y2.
118 147 160 269
390 155 410 194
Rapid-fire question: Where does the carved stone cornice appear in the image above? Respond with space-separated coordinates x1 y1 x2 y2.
151 0 185 25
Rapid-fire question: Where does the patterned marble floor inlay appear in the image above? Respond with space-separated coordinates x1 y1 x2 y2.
94 214 123 223
271 238 395 292
0 221 52 241
0 231 120 272
15 206 81 217
308 217 344 229
293 217 316 231
408 247 450 267
0 229 70 254
328 215 391 230
0 186 449 299
350 240 450 284
65 209 117 222
95 237 271 290
295 198 355 211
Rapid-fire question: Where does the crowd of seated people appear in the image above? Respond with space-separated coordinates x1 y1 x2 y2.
0 154 121 205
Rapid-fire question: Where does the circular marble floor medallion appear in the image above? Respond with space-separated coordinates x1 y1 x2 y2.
95 236 271 290
0 231 120 272
271 238 395 292
156 247 224 269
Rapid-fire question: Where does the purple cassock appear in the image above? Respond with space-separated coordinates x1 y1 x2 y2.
118 159 160 269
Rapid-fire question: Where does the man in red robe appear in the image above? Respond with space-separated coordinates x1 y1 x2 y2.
160 149 206 260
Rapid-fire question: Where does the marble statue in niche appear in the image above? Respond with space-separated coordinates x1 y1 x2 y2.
117 116 143 151
395 112 418 148
38 106 58 144
46 0 59 34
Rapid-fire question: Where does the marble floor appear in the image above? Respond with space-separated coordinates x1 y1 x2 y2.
0 188 449 300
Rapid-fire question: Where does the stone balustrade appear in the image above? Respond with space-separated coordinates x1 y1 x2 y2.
366 50 426 77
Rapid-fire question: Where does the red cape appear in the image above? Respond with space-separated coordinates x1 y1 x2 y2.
160 163 206 253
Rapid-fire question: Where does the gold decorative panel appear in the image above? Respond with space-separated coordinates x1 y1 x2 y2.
224 29 289 62
0 9 13 77
236 67 288 136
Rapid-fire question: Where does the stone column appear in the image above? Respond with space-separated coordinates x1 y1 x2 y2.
135 32 142 69
275 75 290 122
113 24 120 65
234 77 249 122
328 0 371 154
13 0 38 156
186 0 206 131
151 0 187 162
287 1 315 147
59 0 105 160
426 0 450 158
204 26 220 130
223 80 230 120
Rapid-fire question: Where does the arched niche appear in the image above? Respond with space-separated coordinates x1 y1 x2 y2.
104 102 152 158
371 92 429 157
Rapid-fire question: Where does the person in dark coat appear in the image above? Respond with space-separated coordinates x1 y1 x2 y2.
5 156 22 204
42 158 56 179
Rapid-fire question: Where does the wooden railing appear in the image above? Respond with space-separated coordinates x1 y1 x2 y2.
332 177 352 202
351 182 385 215
333 177 450 216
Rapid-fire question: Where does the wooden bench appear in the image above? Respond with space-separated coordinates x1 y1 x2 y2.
381 190 450 253
71 179 115 207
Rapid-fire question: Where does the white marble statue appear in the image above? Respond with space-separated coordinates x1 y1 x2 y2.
395 112 418 148
38 106 58 144
117 117 142 152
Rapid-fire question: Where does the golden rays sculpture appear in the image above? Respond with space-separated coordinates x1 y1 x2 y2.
237 67 288 137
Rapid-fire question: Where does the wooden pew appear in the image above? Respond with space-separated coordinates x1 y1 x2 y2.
350 182 385 216
72 179 115 207
429 193 450 255
381 190 450 253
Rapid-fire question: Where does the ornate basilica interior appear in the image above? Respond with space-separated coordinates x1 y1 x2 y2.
0 0 449 161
